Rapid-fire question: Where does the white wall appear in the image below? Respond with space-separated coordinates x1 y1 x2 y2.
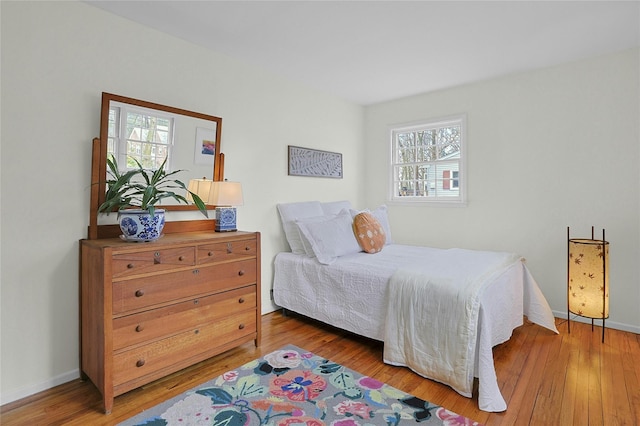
364 48 640 333
0 1 363 404
2 0 638 408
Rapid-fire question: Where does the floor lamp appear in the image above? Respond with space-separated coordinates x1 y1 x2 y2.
567 226 609 342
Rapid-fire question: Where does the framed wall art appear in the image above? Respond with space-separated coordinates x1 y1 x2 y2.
194 126 217 166
288 145 343 178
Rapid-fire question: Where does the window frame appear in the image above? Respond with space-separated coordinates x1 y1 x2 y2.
388 114 467 206
108 101 177 172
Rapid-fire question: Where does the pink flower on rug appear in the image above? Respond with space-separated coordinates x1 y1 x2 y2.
264 349 303 369
333 400 371 419
271 370 327 401
277 416 325 426
436 407 482 426
222 370 238 382
358 377 384 390
330 419 361 426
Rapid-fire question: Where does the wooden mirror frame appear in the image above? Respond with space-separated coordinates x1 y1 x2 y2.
88 92 224 239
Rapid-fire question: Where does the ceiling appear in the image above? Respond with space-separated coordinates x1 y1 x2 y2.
87 1 640 105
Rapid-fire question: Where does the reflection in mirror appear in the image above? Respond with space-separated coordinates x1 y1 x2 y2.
98 93 223 209
88 93 223 239
107 101 219 206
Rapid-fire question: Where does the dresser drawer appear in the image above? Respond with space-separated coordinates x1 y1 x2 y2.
197 239 257 265
112 247 196 278
113 286 256 350
112 259 257 315
112 310 256 386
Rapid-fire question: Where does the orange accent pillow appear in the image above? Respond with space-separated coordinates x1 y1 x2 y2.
352 212 385 254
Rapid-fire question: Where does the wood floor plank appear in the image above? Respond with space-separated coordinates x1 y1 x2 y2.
587 328 605 425
603 328 632 424
559 321 579 426
619 330 639 425
528 323 565 425
511 324 554 425
1 312 639 426
624 331 640 423
491 319 533 411
573 319 593 425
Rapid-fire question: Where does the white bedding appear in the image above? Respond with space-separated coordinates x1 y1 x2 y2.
273 244 558 412
384 249 523 411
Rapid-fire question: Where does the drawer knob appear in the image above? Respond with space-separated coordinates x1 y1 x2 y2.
194 299 199 305
245 246 251 251
135 289 145 297
238 323 245 330
127 263 134 269
238 270 245 276
238 297 245 304
208 251 214 257
135 325 144 333
192 269 199 275
178 256 184 261
136 359 145 368
194 329 200 334
154 252 160 257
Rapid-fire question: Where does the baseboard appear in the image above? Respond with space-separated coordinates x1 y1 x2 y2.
0 369 79 406
552 310 640 335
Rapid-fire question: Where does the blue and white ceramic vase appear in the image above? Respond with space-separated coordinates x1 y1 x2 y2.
118 209 165 242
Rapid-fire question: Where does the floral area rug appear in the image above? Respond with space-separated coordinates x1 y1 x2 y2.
119 345 482 426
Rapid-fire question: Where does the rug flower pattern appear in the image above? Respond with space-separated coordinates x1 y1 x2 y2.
122 345 481 426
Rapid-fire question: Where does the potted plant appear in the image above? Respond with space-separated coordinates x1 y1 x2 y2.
98 155 208 241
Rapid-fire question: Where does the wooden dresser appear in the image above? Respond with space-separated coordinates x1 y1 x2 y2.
80 231 261 413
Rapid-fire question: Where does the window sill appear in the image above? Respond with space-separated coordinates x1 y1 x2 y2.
388 199 467 208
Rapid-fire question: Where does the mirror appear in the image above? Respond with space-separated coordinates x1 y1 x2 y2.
88 93 223 239
98 93 222 210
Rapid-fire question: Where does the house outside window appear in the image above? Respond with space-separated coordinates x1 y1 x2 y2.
108 102 175 171
442 170 459 190
390 115 466 205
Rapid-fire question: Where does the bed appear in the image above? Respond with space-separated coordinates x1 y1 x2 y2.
272 201 558 412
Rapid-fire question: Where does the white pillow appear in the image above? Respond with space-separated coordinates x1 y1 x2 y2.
321 200 352 216
277 202 323 254
350 205 393 244
295 215 331 257
296 209 361 265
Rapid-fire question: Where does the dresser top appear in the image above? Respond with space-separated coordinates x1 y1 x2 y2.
81 230 258 249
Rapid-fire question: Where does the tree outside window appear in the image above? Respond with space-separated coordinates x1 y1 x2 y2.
390 115 466 204
108 102 175 171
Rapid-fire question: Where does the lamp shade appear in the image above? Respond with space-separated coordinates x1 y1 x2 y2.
568 238 609 319
186 178 214 204
208 181 244 207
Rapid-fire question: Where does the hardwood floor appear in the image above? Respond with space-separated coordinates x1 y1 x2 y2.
1 311 639 425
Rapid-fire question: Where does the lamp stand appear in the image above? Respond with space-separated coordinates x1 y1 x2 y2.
215 207 237 232
567 226 609 343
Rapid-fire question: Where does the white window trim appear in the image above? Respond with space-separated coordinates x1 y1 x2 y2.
388 114 467 207
110 101 177 172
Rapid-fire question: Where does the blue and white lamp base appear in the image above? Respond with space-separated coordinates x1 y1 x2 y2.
215 207 237 232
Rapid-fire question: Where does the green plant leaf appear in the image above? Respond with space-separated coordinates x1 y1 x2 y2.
97 155 209 218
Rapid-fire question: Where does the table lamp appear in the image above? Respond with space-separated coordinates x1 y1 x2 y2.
208 181 243 232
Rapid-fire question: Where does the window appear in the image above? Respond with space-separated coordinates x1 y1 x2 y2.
107 102 175 171
442 170 459 190
390 115 466 205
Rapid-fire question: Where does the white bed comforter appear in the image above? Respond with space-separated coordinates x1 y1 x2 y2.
273 244 558 412
383 249 522 411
